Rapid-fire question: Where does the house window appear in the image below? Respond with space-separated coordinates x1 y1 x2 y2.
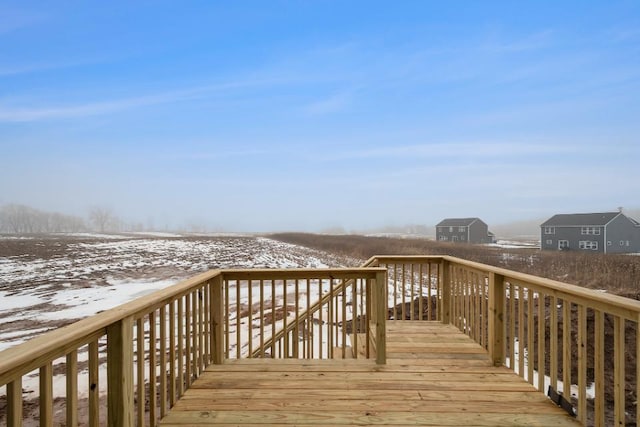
620 241 625 246
544 227 555 234
439 236 448 241
458 226 466 232
558 240 569 250
581 227 601 235
607 241 612 246
449 227 453 232
546 239 553 245
579 241 598 250
452 236 458 242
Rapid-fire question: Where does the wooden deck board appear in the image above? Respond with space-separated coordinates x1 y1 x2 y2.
160 321 580 427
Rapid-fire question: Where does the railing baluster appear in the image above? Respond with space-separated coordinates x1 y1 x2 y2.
594 310 604 427
537 292 545 393
211 275 224 364
488 273 504 366
518 286 525 378
271 279 276 358
509 282 516 370
169 300 176 407
318 279 323 359
136 317 145 427
293 279 299 358
66 350 78 427
248 279 253 357
260 279 265 358
177 296 184 396
149 310 157 425
40 362 53 427
283 279 288 358
160 305 167 418
204 284 210 366
577 305 587 422
185 294 191 387
427 263 438 320
562 301 571 398
352 277 358 359
393 264 398 320
7 377 23 427
410 263 415 320
329 278 334 359
302 279 312 359
224 279 230 359
550 295 558 391
418 264 424 320
401 264 406 320
614 316 625 426
342 279 347 358
527 288 534 385
88 340 99 427
440 259 450 324
193 289 199 371
198 286 204 372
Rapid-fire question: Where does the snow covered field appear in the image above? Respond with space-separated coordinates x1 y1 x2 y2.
0 234 361 351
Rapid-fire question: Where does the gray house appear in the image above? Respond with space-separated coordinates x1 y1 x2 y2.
436 218 494 244
540 212 640 254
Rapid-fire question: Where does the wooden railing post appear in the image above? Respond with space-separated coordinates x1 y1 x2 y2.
374 270 387 364
488 272 505 366
210 274 224 364
440 259 451 324
7 378 23 427
107 317 134 427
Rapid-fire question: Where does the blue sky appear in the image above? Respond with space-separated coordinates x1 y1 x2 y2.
1 1 639 232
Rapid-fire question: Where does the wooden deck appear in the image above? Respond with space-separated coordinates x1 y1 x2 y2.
160 321 580 426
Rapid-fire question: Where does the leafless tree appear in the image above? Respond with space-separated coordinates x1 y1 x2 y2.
89 206 117 232
0 204 87 234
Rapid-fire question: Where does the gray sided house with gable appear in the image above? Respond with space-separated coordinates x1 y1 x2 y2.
540 212 640 254
436 218 494 244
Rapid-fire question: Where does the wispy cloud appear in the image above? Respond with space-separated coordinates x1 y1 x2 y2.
0 7 44 35
330 141 577 161
0 56 114 77
303 91 353 115
0 79 279 122
480 29 554 54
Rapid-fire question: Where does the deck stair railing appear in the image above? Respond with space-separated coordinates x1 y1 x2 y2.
1 255 640 426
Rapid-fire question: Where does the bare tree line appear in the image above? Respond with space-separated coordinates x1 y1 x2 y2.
0 204 124 234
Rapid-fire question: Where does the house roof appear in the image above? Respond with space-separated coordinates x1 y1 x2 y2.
541 212 621 227
436 218 480 227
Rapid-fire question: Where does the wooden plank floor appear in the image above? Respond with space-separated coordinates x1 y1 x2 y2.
160 321 580 426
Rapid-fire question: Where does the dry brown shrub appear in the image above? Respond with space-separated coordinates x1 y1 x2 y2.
270 233 640 296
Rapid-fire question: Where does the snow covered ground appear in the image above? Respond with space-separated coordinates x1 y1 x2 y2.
0 235 361 351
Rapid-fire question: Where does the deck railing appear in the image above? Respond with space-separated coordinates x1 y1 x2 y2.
1 254 639 426
0 267 386 427
378 255 640 427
